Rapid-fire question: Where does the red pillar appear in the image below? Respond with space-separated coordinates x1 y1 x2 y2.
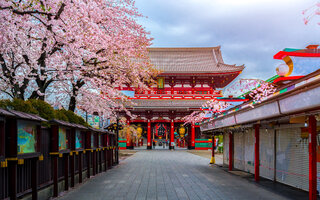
229 132 233 171
126 120 132 149
190 123 195 149
254 124 260 182
309 115 317 200
170 120 175 150
147 120 152 149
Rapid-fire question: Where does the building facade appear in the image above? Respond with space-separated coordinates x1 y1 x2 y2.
120 47 244 149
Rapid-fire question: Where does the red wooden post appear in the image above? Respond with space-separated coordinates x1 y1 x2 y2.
190 123 195 149
92 150 96 176
86 130 91 178
31 157 38 200
53 157 58 197
210 135 215 164
104 133 107 171
99 150 102 173
70 128 75 188
78 152 83 183
170 120 175 150
107 133 111 169
111 135 114 166
64 154 69 191
254 124 260 182
309 115 317 200
229 132 233 171
147 120 152 149
6 118 17 200
50 124 59 197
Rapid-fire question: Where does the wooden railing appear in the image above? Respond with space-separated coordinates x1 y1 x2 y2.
0 128 118 200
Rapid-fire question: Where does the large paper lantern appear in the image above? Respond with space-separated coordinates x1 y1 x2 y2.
276 63 289 76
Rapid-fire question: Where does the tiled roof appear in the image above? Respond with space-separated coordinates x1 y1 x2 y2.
148 47 244 73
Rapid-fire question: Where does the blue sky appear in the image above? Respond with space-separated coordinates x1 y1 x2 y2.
135 0 320 80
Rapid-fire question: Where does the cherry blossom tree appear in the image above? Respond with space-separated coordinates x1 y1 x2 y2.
0 0 158 116
303 2 320 25
184 80 276 124
248 81 276 104
183 99 231 124
224 78 263 97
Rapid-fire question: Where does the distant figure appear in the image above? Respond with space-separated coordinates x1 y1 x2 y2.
153 140 155 149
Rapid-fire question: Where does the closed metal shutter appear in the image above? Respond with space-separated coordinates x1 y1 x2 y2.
234 132 245 170
223 132 229 166
244 128 255 174
316 129 320 195
260 128 275 180
276 127 309 191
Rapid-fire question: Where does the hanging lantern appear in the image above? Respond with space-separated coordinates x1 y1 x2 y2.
154 123 167 138
136 124 143 138
178 124 186 138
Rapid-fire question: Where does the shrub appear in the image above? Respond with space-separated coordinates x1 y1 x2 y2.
54 109 89 127
28 99 55 121
54 109 69 122
0 98 38 114
0 98 89 127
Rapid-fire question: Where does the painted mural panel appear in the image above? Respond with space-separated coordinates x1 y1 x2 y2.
17 121 37 154
59 127 68 150
75 130 82 149
91 134 94 147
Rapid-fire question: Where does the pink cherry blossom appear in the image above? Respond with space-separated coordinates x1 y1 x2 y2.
0 0 158 117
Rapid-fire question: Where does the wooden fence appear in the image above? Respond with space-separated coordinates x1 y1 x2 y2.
0 126 119 200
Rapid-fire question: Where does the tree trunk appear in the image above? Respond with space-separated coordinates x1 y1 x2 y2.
68 96 76 112
68 79 85 112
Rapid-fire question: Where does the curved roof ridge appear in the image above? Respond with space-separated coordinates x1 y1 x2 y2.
148 46 244 73
148 46 221 52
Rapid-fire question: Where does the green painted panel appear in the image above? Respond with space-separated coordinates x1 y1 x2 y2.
195 139 210 141
119 143 126 148
279 88 287 94
195 143 212 148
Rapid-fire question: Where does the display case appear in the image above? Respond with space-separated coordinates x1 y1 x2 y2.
69 123 87 187
4 109 46 200
49 119 74 197
0 109 14 167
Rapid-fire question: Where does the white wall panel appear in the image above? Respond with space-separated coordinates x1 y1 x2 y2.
223 132 229 166
260 128 275 180
234 132 245 170
244 129 255 174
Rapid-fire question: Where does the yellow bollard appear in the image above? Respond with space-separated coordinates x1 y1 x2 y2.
210 156 215 164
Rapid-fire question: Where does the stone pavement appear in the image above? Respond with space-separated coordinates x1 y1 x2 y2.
58 150 308 200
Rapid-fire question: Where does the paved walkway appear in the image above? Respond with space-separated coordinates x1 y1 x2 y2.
58 150 308 200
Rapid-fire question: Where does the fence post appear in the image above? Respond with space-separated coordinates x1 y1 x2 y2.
31 157 38 200
254 124 260 182
229 132 233 171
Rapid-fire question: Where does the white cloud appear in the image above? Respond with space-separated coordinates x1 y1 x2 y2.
136 0 320 80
